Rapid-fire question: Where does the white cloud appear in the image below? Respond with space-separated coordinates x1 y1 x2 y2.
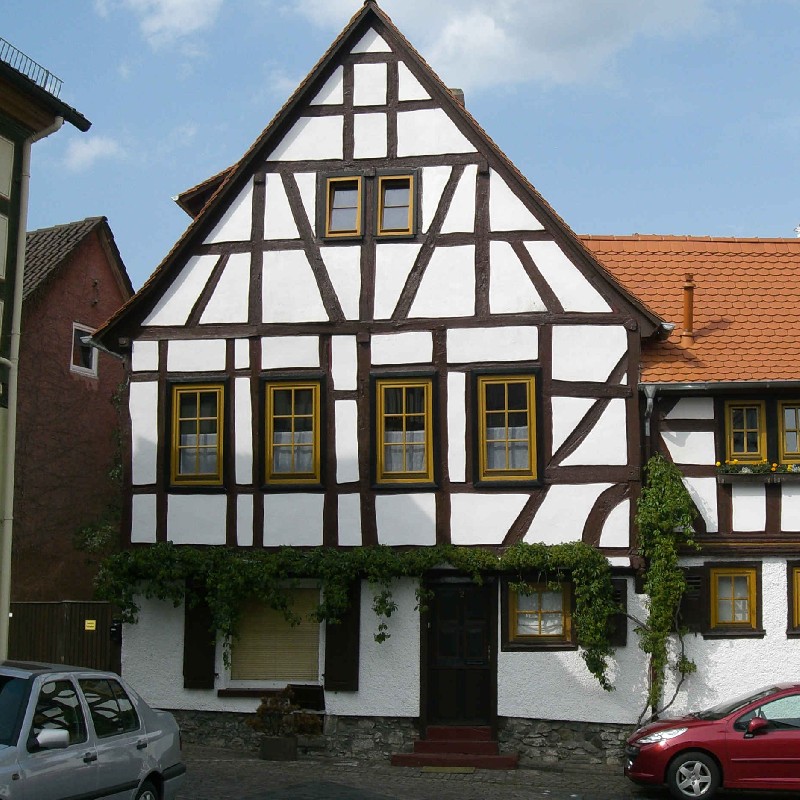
286 0 720 92
96 0 224 48
64 136 125 172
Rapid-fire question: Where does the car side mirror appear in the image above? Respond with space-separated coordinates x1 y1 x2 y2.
30 729 70 751
745 717 769 738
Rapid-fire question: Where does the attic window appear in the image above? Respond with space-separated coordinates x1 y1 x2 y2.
71 323 97 377
325 176 362 238
377 175 414 236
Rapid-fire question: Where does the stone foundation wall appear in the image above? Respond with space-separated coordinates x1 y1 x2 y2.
171 709 628 765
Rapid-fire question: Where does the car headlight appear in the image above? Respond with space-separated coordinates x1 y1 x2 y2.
635 727 688 745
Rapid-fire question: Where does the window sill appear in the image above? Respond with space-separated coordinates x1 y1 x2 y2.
716 473 800 485
701 628 766 640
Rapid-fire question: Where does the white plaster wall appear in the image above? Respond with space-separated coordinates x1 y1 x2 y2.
396 109 476 156
234 377 253 484
447 325 537 364
410 245 475 318
498 578 649 723
262 336 319 369
353 63 387 106
488 171 543 231
450 495 527 545
295 173 316 228
525 484 611 544
441 164 476 233
371 332 432 364
237 495 253 546
551 325 626 382
332 336 358 390
321 246 361 320
562 399 628 466
263 251 327 322
448 372 467 482
335 400 359 484
204 181 253 244
661 430 716 465
264 494 324 546
526 241 611 313
167 495 227 544
489 241 546 314
268 116 343 162
326 580 420 717
200 252 250 324
338 494 362 547
599 499 630 548
130 381 158 485
234 339 249 369
376 494 437 545
782 484 800 531
421 166 450 233
398 62 429 100
143 255 218 326
264 173 299 240
732 483 766 531
310 66 344 105
130 495 157 543
684 477 719 533
166 339 226 373
131 341 159 372
373 243 421 319
351 29 391 53
665 397 715 420
354 113 387 159
551 397 594 454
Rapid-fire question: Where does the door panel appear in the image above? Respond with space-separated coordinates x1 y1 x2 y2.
426 582 494 725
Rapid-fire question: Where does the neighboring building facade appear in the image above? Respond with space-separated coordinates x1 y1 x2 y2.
13 217 133 601
93 3 800 763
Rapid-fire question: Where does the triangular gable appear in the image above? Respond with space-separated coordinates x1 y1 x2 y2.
95 0 662 348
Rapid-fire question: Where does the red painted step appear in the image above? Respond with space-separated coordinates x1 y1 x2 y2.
391 726 518 770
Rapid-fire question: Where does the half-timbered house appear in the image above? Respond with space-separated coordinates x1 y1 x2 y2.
93 2 798 765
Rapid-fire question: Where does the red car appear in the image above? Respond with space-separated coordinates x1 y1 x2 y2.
625 684 800 799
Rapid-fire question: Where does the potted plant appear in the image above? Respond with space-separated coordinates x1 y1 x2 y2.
247 688 322 760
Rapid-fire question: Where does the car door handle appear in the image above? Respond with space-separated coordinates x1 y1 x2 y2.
136 739 148 750
83 752 97 764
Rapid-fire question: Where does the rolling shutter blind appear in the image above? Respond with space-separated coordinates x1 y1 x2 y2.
183 590 216 689
231 589 320 681
324 581 361 691
678 566 706 633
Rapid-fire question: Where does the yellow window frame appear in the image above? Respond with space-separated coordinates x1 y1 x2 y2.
509 583 572 642
171 384 224 486
377 174 414 236
376 378 433 484
710 567 757 629
265 381 321 485
725 400 766 463
325 176 362 238
477 374 537 482
779 401 800 464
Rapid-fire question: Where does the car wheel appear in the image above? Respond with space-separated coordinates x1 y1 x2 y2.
667 751 720 799
135 780 159 800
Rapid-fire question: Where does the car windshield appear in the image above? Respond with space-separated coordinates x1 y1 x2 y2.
0 676 31 746
694 687 780 720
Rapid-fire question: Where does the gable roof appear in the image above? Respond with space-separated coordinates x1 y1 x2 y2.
25 217 134 302
582 235 800 385
94 0 662 348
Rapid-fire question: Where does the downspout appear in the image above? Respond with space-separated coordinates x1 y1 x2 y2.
0 116 64 659
643 384 658 460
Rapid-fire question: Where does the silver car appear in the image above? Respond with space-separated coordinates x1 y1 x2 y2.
0 661 185 799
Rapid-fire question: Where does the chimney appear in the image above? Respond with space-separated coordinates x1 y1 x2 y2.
681 273 695 347
449 88 465 106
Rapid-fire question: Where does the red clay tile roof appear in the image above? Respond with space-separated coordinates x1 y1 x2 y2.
581 235 800 384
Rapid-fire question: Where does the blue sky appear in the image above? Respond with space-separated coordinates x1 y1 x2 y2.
4 0 800 289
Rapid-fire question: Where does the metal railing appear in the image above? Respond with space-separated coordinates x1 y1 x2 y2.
0 38 62 98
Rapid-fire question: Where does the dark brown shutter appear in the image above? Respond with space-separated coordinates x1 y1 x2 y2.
183 589 216 689
607 578 629 647
678 566 707 633
323 582 360 691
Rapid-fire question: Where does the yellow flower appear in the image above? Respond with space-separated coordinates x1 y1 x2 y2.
771 467 777 472
715 461 721 467
772 463 778 468
733 459 739 464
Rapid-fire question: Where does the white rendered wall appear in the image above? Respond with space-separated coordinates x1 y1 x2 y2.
263 173 299 240
684 477 719 533
263 251 328 322
447 325 537 363
234 377 253 484
396 108 476 156
262 336 319 369
338 494 362 546
489 241 546 314
662 431 716 465
551 397 594 454
488 171 543 231
450 495 527 545
447 372 467 482
398 62 429 101
167 339 226 373
167 495 227 544
237 495 254 546
376 494 436 545
264 494 324 546
268 116 343 161
331 336 358 390
551 326 626 382
665 397 715 419
204 181 253 244
310 66 344 105
335 400 359 484
410 245 474 318
130 495 156 543
353 62 387 106
421 166 450 232
600 500 630 548
353 114 387 159
371 332 432 364
143 255 218 326
732 483 766 531
525 484 611 544
130 381 158 485
782 484 800 531
321 247 361 320
131 341 158 372
200 253 250 324
441 165 476 233
561 399 628 466
373 243 421 319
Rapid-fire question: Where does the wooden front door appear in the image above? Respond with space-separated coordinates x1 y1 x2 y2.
425 580 495 725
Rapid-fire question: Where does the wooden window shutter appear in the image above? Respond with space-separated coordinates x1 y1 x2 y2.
607 578 628 647
678 566 707 633
183 589 216 689
324 582 361 691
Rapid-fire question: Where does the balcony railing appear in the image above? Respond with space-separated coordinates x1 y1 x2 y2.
0 38 62 98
